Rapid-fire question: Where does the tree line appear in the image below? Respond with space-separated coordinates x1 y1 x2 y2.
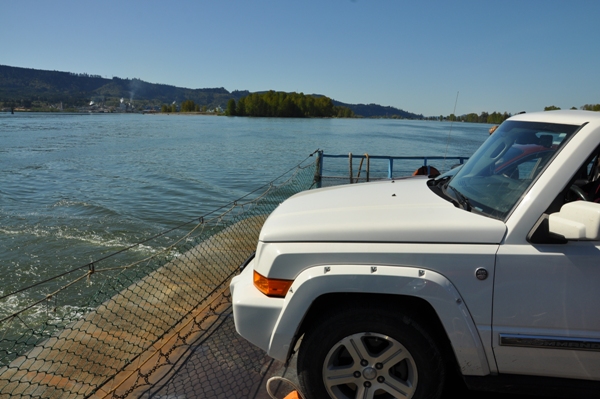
161 100 212 113
430 104 600 124
439 111 511 124
225 91 355 118
545 104 600 112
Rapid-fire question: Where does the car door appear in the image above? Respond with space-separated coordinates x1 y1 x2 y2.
492 137 600 380
492 224 600 380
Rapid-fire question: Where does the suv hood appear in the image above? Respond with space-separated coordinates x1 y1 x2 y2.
259 178 506 244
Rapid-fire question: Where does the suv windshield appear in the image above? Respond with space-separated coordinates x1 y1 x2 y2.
446 120 580 220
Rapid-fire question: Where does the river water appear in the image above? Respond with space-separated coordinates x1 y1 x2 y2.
0 113 489 317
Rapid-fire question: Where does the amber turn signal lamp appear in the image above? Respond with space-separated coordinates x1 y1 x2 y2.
253 270 293 297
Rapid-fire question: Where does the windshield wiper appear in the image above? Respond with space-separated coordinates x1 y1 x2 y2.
448 185 472 212
434 175 452 186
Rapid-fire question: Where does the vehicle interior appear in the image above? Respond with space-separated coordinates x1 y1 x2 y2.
529 146 600 244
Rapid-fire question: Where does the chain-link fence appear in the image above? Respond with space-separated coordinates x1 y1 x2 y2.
0 154 318 399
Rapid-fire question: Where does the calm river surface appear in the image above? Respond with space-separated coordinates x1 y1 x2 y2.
0 113 490 309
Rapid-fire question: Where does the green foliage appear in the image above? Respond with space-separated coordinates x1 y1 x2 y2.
464 113 479 123
333 105 355 118
437 111 511 124
441 105 600 125
160 103 178 112
180 99 197 112
225 99 237 116
486 112 509 124
234 91 353 118
339 102 419 119
582 104 600 111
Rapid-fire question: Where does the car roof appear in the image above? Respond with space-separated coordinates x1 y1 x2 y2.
508 110 600 126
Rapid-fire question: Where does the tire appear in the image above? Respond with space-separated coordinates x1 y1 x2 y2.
297 305 445 399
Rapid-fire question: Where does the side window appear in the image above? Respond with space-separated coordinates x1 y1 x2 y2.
583 154 600 202
555 148 600 206
586 154 600 182
529 147 600 244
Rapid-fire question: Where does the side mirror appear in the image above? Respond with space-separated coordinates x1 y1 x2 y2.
549 201 600 240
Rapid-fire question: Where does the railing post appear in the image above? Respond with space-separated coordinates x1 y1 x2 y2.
388 158 394 179
349 153 353 184
315 150 323 188
365 154 370 182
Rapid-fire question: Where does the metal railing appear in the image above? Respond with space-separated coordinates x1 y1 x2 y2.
314 150 469 187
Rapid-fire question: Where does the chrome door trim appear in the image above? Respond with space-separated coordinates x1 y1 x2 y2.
500 334 600 352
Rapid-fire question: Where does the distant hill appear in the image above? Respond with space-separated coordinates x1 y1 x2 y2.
0 65 420 117
332 100 422 119
0 65 246 109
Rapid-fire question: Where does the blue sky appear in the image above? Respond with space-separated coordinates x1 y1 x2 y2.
1 0 598 116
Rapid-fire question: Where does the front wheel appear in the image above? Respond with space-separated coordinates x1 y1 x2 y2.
297 306 445 399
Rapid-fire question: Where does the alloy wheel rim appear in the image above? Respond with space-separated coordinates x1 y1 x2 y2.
322 332 418 399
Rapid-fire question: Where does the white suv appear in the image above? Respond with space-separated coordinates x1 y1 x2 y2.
231 110 600 399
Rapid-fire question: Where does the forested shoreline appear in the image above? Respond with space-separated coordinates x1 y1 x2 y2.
433 104 600 125
2 65 599 120
225 91 355 118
